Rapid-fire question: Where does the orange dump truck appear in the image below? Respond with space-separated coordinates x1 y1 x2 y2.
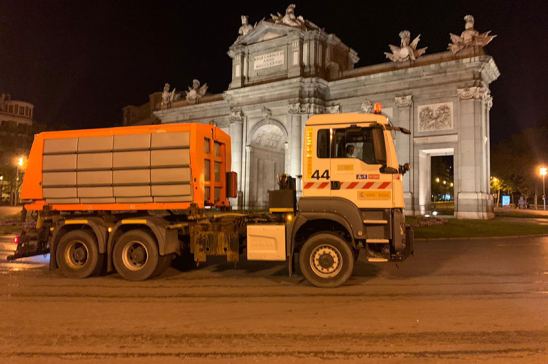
10 112 413 287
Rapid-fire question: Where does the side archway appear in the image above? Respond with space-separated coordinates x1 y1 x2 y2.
246 118 288 208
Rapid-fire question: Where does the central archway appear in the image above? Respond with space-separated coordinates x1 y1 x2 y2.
247 119 287 208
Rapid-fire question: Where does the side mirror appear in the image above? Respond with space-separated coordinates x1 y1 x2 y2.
399 163 410 175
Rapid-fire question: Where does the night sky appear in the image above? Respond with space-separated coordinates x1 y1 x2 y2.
1 0 547 143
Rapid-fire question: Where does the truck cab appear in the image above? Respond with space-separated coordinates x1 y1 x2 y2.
253 110 413 287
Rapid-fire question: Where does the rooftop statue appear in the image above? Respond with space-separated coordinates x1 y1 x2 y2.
185 79 208 104
270 4 318 30
385 30 427 62
237 15 254 40
160 83 178 110
448 15 496 54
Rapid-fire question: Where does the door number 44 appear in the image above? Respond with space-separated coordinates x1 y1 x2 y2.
311 169 330 180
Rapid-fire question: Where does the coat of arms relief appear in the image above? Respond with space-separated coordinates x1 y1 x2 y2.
417 103 453 132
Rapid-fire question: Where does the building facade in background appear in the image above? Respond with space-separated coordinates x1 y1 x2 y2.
124 6 499 219
0 93 35 203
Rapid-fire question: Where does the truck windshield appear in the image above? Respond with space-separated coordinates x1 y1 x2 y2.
332 126 386 165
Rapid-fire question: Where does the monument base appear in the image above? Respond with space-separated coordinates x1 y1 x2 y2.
456 192 494 220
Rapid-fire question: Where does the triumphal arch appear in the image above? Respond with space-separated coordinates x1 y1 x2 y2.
125 5 499 218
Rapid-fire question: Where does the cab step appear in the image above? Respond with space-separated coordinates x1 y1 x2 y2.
363 219 388 225
366 238 389 244
367 257 388 262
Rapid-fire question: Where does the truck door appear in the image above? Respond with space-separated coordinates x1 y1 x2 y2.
329 126 394 209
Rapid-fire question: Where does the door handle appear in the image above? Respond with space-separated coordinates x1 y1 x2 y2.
331 181 341 190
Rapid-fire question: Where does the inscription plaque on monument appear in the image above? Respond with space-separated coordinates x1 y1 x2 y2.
253 50 285 70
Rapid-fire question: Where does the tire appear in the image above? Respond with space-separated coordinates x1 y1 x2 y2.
113 230 159 281
56 230 102 279
299 233 355 288
154 253 174 277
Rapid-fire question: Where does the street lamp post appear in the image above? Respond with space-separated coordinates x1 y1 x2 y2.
541 167 547 211
14 156 25 206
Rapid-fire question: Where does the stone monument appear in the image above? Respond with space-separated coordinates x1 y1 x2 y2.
138 8 500 218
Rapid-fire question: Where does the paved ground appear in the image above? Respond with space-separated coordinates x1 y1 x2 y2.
1 235 547 363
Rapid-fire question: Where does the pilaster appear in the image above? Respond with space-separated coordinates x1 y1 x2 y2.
456 86 494 219
395 95 414 214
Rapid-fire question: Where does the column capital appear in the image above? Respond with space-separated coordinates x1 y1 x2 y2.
457 86 490 101
326 104 340 113
395 95 413 107
288 102 324 114
485 94 493 111
229 107 244 123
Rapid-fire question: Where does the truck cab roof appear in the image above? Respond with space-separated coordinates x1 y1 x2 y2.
305 113 389 127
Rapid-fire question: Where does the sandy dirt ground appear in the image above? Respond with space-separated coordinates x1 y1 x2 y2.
1 235 547 363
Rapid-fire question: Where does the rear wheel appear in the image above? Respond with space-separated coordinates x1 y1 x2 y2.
299 233 354 288
154 253 174 276
113 230 159 281
56 230 102 278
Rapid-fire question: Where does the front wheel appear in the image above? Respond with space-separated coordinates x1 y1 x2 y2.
299 233 355 288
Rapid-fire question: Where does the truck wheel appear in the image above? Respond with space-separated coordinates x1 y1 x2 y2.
113 230 159 281
299 233 354 288
154 253 174 277
56 230 102 279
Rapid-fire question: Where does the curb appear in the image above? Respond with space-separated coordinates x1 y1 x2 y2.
415 233 548 241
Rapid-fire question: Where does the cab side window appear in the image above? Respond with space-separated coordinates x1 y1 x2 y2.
317 129 330 158
332 126 386 165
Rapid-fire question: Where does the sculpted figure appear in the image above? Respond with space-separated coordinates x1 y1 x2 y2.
448 15 496 54
385 30 427 62
271 4 309 29
160 83 177 109
185 79 208 104
238 15 253 39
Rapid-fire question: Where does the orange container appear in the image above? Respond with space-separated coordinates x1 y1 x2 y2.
21 123 232 211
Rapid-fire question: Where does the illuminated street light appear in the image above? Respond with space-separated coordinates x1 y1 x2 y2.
450 182 454 187
435 177 440 183
13 155 27 206
540 167 547 210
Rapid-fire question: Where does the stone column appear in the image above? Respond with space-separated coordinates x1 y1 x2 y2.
229 51 245 89
288 102 303 177
228 108 244 208
395 95 414 214
456 86 494 219
243 145 252 209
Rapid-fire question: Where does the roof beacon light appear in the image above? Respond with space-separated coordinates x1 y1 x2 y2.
373 102 382 114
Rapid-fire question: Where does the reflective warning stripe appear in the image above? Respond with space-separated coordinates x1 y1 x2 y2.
340 182 391 189
304 181 392 190
378 182 391 189
304 182 330 189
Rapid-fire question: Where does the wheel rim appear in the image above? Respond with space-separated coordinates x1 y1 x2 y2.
64 240 89 270
121 240 149 271
309 243 343 278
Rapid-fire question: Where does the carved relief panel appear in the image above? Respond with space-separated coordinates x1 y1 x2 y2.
416 102 454 132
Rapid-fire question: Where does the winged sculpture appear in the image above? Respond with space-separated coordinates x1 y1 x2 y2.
185 79 208 104
385 30 427 63
160 83 180 109
448 15 496 54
